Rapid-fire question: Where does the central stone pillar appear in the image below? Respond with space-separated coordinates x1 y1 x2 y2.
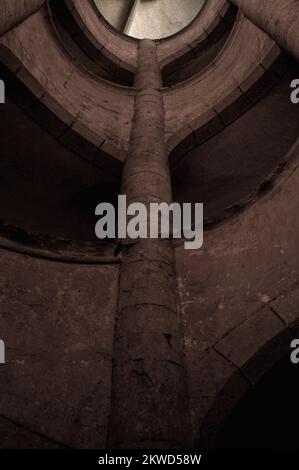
108 40 190 448
0 0 45 36
231 0 299 62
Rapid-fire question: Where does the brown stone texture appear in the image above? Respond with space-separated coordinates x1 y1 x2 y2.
0 248 118 448
0 0 299 450
108 40 189 449
0 0 45 36
176 139 299 442
232 0 299 62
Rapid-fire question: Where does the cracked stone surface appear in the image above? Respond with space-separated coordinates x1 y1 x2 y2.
0 249 118 448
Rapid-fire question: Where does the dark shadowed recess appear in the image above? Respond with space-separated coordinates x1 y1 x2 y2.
0 94 120 251
216 354 299 449
172 63 299 226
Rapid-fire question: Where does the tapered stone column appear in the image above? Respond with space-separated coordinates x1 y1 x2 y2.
108 40 190 448
231 0 299 62
0 0 45 36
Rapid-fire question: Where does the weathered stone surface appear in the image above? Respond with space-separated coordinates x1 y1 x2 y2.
0 249 118 448
1 0 299 450
176 139 299 442
108 40 190 449
231 0 299 62
125 0 205 40
271 289 299 326
0 0 45 36
215 306 288 382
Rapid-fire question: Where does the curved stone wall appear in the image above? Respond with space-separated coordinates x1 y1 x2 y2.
0 0 299 449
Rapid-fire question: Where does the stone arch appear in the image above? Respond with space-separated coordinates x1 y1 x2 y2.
196 310 299 448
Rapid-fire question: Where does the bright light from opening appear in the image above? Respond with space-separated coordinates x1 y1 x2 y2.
95 0 205 40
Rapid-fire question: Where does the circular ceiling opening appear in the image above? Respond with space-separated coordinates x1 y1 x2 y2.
94 0 206 40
